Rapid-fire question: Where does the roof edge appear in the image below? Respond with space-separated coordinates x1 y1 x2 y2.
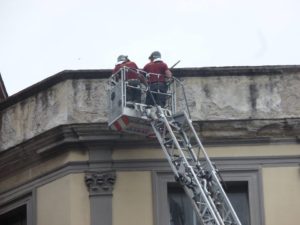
1 65 300 110
0 69 111 110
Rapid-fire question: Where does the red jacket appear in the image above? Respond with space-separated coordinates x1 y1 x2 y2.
113 61 139 80
143 60 169 83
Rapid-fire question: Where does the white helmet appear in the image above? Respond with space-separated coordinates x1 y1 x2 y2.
117 55 128 62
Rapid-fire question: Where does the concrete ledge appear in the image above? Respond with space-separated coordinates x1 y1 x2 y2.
0 118 299 181
1 66 300 151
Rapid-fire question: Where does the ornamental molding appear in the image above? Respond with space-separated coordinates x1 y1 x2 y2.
85 170 116 196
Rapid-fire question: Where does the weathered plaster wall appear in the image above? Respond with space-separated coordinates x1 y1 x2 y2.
66 79 108 123
1 69 300 151
0 79 108 151
1 81 68 150
182 73 300 120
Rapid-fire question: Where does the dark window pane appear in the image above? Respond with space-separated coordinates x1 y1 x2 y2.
225 181 250 225
168 184 199 225
168 181 250 225
0 205 27 225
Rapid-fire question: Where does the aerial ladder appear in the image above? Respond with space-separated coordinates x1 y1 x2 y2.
108 67 242 225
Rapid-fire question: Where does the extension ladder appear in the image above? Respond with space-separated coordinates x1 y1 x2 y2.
150 106 242 225
108 67 242 225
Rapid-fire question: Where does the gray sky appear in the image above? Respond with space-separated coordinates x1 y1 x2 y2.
1 0 300 95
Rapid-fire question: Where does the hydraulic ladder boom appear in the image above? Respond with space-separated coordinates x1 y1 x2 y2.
150 106 242 225
108 67 242 225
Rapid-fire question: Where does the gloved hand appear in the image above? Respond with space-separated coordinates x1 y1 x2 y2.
165 77 174 85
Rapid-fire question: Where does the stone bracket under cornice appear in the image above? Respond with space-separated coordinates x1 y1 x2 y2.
85 170 116 196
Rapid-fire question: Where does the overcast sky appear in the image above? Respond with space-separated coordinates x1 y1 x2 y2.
1 0 300 95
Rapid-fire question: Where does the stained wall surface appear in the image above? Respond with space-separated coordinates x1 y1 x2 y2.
1 68 300 151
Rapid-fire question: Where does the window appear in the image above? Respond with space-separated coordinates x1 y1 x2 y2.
153 169 263 225
0 195 33 225
0 205 27 225
167 182 250 225
168 183 200 225
225 181 250 225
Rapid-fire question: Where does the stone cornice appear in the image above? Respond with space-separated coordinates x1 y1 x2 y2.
1 66 300 151
2 118 299 153
0 118 299 180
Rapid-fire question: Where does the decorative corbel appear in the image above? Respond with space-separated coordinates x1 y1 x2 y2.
85 170 116 196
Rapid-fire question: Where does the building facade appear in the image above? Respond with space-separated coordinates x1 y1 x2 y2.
0 66 300 225
0 74 8 102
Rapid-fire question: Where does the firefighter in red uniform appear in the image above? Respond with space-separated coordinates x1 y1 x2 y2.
113 55 144 103
143 51 172 107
